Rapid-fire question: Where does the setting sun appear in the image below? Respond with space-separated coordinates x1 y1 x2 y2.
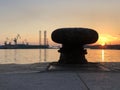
101 43 105 46
98 36 108 46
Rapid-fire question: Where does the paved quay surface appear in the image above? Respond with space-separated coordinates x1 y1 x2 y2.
0 62 120 90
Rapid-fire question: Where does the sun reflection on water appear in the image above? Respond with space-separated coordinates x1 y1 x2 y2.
101 49 105 62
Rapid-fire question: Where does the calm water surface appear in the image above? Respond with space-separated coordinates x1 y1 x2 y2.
0 49 120 64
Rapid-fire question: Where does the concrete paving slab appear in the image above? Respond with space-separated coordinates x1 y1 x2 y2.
48 62 111 72
78 72 120 90
0 72 88 90
0 63 49 74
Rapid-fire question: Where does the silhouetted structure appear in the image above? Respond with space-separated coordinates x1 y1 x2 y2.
13 34 21 45
52 28 98 64
39 31 41 45
0 31 49 49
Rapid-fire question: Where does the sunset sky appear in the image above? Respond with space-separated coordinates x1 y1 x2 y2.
0 0 120 45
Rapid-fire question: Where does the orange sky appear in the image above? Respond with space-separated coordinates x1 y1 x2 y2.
0 0 120 45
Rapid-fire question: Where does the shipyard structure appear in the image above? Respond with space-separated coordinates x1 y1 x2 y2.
0 31 49 49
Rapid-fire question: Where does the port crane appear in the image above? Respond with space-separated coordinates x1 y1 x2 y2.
4 37 9 45
4 37 13 45
22 39 29 45
13 34 21 45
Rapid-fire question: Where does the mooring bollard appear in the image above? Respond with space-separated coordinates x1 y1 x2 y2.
51 28 99 64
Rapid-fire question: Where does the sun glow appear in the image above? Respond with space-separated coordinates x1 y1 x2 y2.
97 34 118 45
101 50 105 62
98 36 108 46
101 43 105 46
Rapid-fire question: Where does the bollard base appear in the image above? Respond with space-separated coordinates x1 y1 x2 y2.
58 45 88 64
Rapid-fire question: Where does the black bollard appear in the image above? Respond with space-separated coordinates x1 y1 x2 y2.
51 28 99 64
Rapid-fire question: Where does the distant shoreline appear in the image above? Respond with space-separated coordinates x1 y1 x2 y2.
85 44 120 50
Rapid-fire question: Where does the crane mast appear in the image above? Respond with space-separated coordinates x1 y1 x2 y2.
13 34 21 45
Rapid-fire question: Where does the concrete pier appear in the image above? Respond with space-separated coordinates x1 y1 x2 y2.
0 62 120 90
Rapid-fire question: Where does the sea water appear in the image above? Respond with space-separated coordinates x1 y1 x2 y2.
0 49 120 64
